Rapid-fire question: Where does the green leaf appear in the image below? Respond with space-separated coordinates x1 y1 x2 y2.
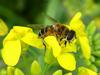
31 60 41 75
53 70 62 75
14 68 24 75
86 21 96 36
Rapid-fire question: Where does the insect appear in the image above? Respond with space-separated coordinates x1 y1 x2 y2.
38 23 76 46
27 15 76 46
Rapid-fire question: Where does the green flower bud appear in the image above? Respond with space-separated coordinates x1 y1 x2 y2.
7 66 15 75
64 72 72 75
88 64 97 72
90 56 95 62
94 33 100 41
44 46 55 64
95 59 100 67
53 70 62 75
86 21 96 36
84 59 91 66
92 51 100 57
14 68 24 75
31 60 41 75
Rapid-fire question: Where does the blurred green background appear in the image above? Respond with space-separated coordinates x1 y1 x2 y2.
0 0 100 75
0 0 99 30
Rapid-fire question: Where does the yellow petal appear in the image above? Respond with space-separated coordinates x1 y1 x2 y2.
70 12 82 24
2 40 21 66
3 26 33 43
3 29 18 45
21 32 44 49
69 12 86 37
61 39 77 53
0 19 8 36
44 36 61 57
13 26 33 36
79 36 91 59
78 67 97 75
57 53 76 71
69 12 91 59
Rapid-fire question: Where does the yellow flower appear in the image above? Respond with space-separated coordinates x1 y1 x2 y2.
57 53 76 71
0 19 8 36
2 26 44 66
3 26 44 49
2 40 21 66
78 67 97 75
44 12 91 71
44 36 76 71
70 12 91 59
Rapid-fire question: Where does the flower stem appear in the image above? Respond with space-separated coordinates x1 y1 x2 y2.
43 63 49 75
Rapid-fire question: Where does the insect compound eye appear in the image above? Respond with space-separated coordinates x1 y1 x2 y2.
70 30 75 35
66 30 75 41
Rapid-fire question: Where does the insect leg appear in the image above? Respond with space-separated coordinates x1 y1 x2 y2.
60 37 63 41
42 39 46 51
64 40 67 46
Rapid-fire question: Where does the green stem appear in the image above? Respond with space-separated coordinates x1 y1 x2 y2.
43 64 49 75
42 63 53 75
7 66 15 75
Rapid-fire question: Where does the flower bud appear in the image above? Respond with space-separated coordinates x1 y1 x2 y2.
31 60 41 75
53 70 62 75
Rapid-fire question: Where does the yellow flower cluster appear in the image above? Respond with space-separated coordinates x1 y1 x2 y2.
44 12 91 71
2 26 44 66
1 12 93 74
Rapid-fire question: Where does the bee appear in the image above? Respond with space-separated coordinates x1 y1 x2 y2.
27 15 76 46
38 23 76 46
